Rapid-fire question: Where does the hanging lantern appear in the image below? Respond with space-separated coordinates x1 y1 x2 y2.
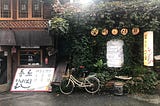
102 28 108 36
11 46 16 53
121 28 128 36
91 28 99 36
45 57 48 65
112 28 118 35
132 27 140 35
0 46 3 52
4 51 8 56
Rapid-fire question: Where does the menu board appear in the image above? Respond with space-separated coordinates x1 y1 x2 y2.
107 40 124 67
11 68 54 92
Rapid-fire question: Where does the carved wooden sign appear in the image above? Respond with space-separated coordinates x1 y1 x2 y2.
90 27 140 36
102 28 109 36
111 28 118 35
121 28 128 35
132 27 140 35
91 28 99 36
144 31 153 66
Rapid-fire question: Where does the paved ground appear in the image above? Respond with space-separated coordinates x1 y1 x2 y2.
0 91 160 106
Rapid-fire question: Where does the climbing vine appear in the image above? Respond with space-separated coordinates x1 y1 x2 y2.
50 0 160 94
55 0 159 67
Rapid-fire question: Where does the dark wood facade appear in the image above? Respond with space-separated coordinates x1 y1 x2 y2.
0 0 55 92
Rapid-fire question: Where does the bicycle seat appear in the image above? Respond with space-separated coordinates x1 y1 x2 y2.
82 70 88 73
82 70 90 78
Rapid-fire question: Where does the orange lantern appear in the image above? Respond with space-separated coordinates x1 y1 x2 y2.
11 46 16 53
45 57 48 65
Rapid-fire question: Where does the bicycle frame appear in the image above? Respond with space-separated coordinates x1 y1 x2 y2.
60 70 100 94
68 75 93 88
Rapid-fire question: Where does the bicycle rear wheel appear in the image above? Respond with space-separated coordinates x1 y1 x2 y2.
85 77 100 94
59 79 74 95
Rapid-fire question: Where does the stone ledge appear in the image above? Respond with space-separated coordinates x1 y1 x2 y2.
0 84 10 93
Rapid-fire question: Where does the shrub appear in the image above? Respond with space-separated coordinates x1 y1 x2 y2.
127 67 158 94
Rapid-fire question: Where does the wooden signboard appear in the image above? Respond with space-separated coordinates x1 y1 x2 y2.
11 68 55 92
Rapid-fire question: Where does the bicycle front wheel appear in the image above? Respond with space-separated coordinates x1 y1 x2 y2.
59 79 74 95
85 77 100 94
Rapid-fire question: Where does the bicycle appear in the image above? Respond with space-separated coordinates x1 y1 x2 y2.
59 66 100 95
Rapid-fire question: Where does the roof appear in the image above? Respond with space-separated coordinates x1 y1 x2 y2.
0 20 48 29
0 29 16 45
0 29 53 46
14 30 52 46
0 20 52 46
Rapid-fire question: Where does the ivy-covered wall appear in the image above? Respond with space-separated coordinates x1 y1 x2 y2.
55 0 160 70
50 0 160 93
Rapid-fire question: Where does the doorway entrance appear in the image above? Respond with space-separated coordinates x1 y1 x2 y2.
0 52 7 84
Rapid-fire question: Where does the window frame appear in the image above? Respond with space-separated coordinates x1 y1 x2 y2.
18 0 29 18
0 0 13 20
17 0 43 20
32 0 42 18
18 49 43 67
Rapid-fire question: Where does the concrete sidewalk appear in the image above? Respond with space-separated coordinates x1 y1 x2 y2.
0 90 160 105
130 94 160 104
130 82 160 105
0 91 36 101
0 91 160 106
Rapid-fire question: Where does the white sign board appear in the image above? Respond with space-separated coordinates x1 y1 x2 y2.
11 68 54 92
144 31 154 66
107 40 124 67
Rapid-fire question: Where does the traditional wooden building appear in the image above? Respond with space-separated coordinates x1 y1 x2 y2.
0 0 56 92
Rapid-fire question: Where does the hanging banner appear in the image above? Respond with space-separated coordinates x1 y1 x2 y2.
144 31 154 66
11 68 55 92
107 40 124 67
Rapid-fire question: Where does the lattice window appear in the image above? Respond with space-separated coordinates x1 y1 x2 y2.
32 0 42 18
18 0 43 19
18 0 28 18
0 0 11 18
19 49 42 66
